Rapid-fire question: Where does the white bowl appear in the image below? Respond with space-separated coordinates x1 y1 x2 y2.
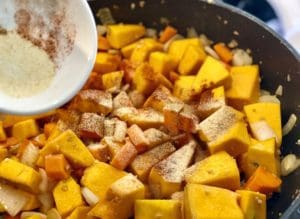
0 0 97 115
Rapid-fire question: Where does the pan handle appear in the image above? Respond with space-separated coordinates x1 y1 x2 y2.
281 198 300 219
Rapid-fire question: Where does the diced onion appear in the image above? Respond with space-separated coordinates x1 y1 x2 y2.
204 46 220 59
145 28 157 39
250 120 278 144
228 39 238 48
281 154 300 176
38 193 54 213
259 95 280 104
0 183 28 216
282 113 297 136
232 49 253 66
20 142 39 167
187 27 198 38
275 85 283 96
47 208 62 219
81 187 100 206
96 25 107 36
39 168 49 193
97 8 115 25
260 89 271 96
21 212 46 219
199 34 213 46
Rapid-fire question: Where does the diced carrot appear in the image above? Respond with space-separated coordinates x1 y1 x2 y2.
168 71 180 83
110 139 138 170
45 154 70 180
159 26 178 43
213 43 233 63
44 122 57 139
98 36 111 50
244 166 282 194
127 124 149 153
83 71 103 90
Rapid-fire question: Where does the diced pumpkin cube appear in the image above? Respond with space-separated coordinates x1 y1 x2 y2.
149 140 196 198
53 177 84 216
135 200 182 219
144 85 181 112
0 158 41 192
130 142 176 181
244 102 282 146
184 151 240 190
0 121 6 141
168 38 202 64
242 138 280 178
149 51 176 76
184 184 244 219
236 190 266 219
45 154 70 180
173 76 196 101
121 41 139 58
226 65 260 109
102 71 124 90
93 52 121 74
72 90 112 115
78 113 104 139
197 86 226 119
66 206 91 219
0 147 8 162
143 128 170 149
192 56 231 93
130 39 163 64
12 119 39 141
21 191 40 211
178 45 206 75
107 24 146 49
111 140 138 170
81 162 126 201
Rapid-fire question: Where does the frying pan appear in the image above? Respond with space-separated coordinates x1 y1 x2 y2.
89 0 300 218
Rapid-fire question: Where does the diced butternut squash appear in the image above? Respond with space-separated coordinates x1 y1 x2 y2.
72 90 113 115
173 76 196 101
242 138 280 178
127 124 149 153
184 151 240 190
93 52 121 74
0 121 6 141
226 65 260 109
135 200 182 219
107 24 146 49
143 128 170 149
12 119 39 141
53 177 84 216
168 38 202 64
192 56 231 93
178 45 206 75
213 43 233 63
102 71 124 90
130 38 163 64
0 147 8 162
121 41 139 58
159 26 178 43
45 154 70 180
149 52 176 76
130 142 176 181
149 140 196 198
78 113 104 139
237 190 266 219
83 71 103 90
244 166 282 194
66 206 91 219
0 158 41 192
184 184 243 219
244 102 282 146
98 35 110 50
111 140 138 170
197 86 226 119
81 162 126 201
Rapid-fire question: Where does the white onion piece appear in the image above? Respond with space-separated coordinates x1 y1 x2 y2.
260 89 271 96
96 25 107 36
199 34 213 46
187 27 198 38
275 85 283 96
232 49 253 66
282 114 297 136
21 212 46 219
38 193 54 213
250 120 278 144
81 187 100 206
281 154 300 176
47 208 62 219
0 183 28 216
20 142 39 167
39 168 49 193
259 95 280 104
145 28 157 39
204 46 220 60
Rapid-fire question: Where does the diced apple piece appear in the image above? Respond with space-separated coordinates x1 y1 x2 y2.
104 119 115 136
87 143 110 162
78 113 104 139
113 119 127 142
56 109 81 135
143 128 170 149
178 105 199 133
128 90 146 108
163 103 184 135
127 124 150 153
113 91 133 110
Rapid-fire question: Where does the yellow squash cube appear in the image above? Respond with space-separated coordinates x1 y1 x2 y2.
0 121 6 141
0 158 41 192
130 142 176 181
242 138 280 178
121 41 139 58
226 65 260 109
135 200 182 219
184 151 240 190
178 45 206 75
244 102 282 146
21 191 41 210
237 190 266 219
149 141 196 198
53 177 84 216
173 76 196 101
130 38 163 64
168 38 202 64
93 52 120 74
192 56 231 93
12 119 39 141
66 206 92 219
107 24 146 49
102 71 124 90
81 162 126 201
0 147 7 162
149 51 176 76
184 184 244 219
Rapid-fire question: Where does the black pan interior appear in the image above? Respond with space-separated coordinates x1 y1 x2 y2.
89 0 300 217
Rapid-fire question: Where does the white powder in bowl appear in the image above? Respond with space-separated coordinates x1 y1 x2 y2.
0 32 55 98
